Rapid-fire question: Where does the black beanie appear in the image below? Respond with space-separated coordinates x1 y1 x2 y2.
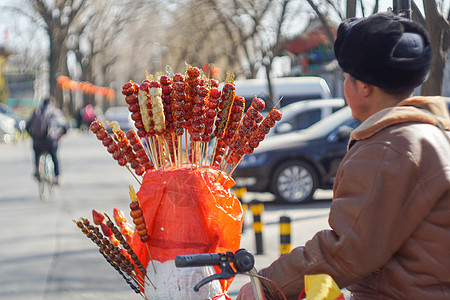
334 12 432 90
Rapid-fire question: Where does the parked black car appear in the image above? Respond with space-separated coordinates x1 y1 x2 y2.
233 106 361 204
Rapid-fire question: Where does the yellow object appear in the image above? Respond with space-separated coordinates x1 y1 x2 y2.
304 274 342 300
280 243 291 254
234 187 247 199
280 222 290 235
250 202 264 215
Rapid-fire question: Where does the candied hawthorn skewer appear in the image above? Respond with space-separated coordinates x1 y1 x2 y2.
171 73 186 137
113 208 134 246
138 80 155 136
122 81 147 139
190 85 208 142
90 120 129 170
222 96 245 145
189 84 210 165
214 75 235 139
160 75 174 134
137 79 161 168
126 129 153 173
104 213 155 287
211 76 235 166
98 249 141 294
148 78 170 167
106 122 145 181
74 219 145 293
148 79 165 135
226 108 283 176
202 79 220 143
184 65 201 131
129 185 157 274
225 97 265 165
243 108 283 156
160 75 178 165
213 95 245 168
129 186 151 244
92 209 105 225
171 73 187 164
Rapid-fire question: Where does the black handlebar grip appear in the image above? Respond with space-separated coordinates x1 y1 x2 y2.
175 253 221 268
233 249 255 273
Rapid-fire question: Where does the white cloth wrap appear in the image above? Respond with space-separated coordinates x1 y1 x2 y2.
145 260 226 300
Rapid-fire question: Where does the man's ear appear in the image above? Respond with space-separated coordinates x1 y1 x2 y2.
358 81 373 97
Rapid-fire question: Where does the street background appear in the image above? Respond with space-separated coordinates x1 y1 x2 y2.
0 130 332 299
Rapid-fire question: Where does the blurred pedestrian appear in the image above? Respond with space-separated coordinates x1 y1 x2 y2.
238 12 450 299
26 96 69 184
78 104 96 131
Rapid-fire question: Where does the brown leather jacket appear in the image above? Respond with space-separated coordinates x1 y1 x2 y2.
260 97 450 299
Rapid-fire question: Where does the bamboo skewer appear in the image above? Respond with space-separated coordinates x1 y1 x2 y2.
126 165 142 185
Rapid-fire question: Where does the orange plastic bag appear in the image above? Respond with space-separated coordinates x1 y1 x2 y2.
132 164 243 299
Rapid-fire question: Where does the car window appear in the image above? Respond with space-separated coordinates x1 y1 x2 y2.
279 95 322 107
302 106 353 137
332 106 343 113
292 109 321 130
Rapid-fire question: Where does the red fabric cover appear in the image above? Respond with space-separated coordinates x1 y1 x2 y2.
132 164 243 294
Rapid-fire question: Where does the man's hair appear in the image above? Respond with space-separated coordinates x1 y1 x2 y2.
334 12 432 90
379 87 414 98
348 73 414 99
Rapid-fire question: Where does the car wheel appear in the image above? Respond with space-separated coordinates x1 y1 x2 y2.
271 160 319 204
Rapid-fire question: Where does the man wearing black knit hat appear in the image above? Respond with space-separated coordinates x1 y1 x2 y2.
238 12 450 300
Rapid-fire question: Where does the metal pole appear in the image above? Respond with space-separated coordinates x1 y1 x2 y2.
279 216 292 256
393 0 412 19
250 201 265 255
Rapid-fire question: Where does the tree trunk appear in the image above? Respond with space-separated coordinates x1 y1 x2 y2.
346 0 357 19
421 0 449 96
306 0 336 44
264 60 274 109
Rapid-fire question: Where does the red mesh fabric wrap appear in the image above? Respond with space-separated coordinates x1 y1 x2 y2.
132 164 243 294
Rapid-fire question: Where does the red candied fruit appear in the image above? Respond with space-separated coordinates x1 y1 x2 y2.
90 121 102 133
148 81 161 88
140 235 150 243
269 109 283 121
251 97 265 111
130 201 140 210
222 83 235 94
140 81 150 91
187 67 201 78
173 73 185 82
96 130 108 140
160 75 172 85
125 94 138 105
210 79 219 88
102 135 113 147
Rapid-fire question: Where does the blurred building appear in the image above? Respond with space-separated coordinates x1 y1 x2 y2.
280 17 342 97
0 46 14 103
284 18 338 76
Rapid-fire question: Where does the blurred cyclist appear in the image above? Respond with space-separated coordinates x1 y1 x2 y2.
26 96 69 184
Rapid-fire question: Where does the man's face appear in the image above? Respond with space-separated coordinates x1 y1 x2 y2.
343 73 358 109
343 73 367 121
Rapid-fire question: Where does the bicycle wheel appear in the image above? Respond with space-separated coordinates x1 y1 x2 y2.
38 153 54 201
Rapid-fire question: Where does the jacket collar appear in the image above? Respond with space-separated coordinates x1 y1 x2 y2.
350 96 450 143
